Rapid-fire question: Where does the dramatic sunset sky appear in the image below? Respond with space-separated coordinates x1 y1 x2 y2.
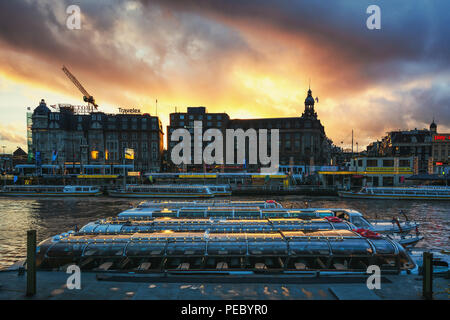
0 0 449 152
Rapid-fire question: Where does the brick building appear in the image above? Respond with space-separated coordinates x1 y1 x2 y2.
31 99 164 173
167 89 331 172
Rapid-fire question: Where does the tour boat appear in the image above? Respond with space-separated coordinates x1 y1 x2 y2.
78 215 422 248
408 249 450 275
78 216 357 234
135 199 283 209
0 185 102 197
108 184 215 198
117 206 419 235
207 184 232 196
35 229 417 274
338 186 450 200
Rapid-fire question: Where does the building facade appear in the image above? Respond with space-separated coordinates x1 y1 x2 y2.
374 122 439 174
432 133 450 164
31 99 164 173
167 89 331 172
319 156 415 188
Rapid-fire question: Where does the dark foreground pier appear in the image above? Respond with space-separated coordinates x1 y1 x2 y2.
0 270 448 300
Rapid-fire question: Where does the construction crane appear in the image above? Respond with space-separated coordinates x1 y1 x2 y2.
62 65 98 109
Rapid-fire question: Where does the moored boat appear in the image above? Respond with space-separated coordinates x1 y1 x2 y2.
35 229 417 274
135 199 283 209
0 185 102 197
118 206 419 235
78 216 356 234
339 186 450 200
207 184 232 196
108 184 215 198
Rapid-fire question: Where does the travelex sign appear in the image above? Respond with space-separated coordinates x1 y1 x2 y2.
118 108 141 114
170 121 279 174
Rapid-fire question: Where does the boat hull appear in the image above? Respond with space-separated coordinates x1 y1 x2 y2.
0 192 102 197
108 191 214 198
338 191 450 200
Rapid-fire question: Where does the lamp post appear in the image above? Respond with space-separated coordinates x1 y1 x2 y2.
356 142 359 172
2 146 6 187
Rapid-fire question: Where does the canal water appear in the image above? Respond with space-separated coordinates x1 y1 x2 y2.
0 196 448 270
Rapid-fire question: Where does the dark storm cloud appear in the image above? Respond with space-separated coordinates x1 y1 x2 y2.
0 0 252 99
144 0 450 135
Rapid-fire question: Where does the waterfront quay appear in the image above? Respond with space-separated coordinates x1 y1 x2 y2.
0 270 448 300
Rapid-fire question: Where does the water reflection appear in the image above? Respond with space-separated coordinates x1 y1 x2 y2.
0 196 448 269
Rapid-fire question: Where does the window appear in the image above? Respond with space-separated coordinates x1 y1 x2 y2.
383 159 394 167
399 160 410 167
367 159 378 167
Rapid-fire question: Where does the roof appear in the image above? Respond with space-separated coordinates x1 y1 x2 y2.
13 147 27 157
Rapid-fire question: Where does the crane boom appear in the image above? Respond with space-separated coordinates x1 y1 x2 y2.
62 65 98 109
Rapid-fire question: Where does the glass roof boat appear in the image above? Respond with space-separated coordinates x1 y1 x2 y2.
35 229 417 274
339 186 450 200
135 199 283 209
77 212 422 248
118 206 419 235
78 216 356 234
108 184 215 198
0 185 102 197
108 184 232 198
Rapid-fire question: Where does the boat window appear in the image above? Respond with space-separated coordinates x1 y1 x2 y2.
207 242 247 255
330 239 373 256
351 216 371 228
264 210 288 217
329 222 352 230
75 187 82 192
289 241 330 255
125 242 166 256
371 240 396 254
248 241 287 255
166 241 206 256
178 210 205 217
47 243 86 258
208 210 232 217
235 210 260 217
83 243 126 257
105 225 123 233
336 212 350 221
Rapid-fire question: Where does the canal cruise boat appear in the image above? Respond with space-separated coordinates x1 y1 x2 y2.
117 206 419 234
134 199 283 209
35 228 417 274
207 184 232 196
0 185 102 197
338 186 450 200
108 184 215 198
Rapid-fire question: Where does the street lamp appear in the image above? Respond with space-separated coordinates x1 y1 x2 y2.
2 146 5 186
